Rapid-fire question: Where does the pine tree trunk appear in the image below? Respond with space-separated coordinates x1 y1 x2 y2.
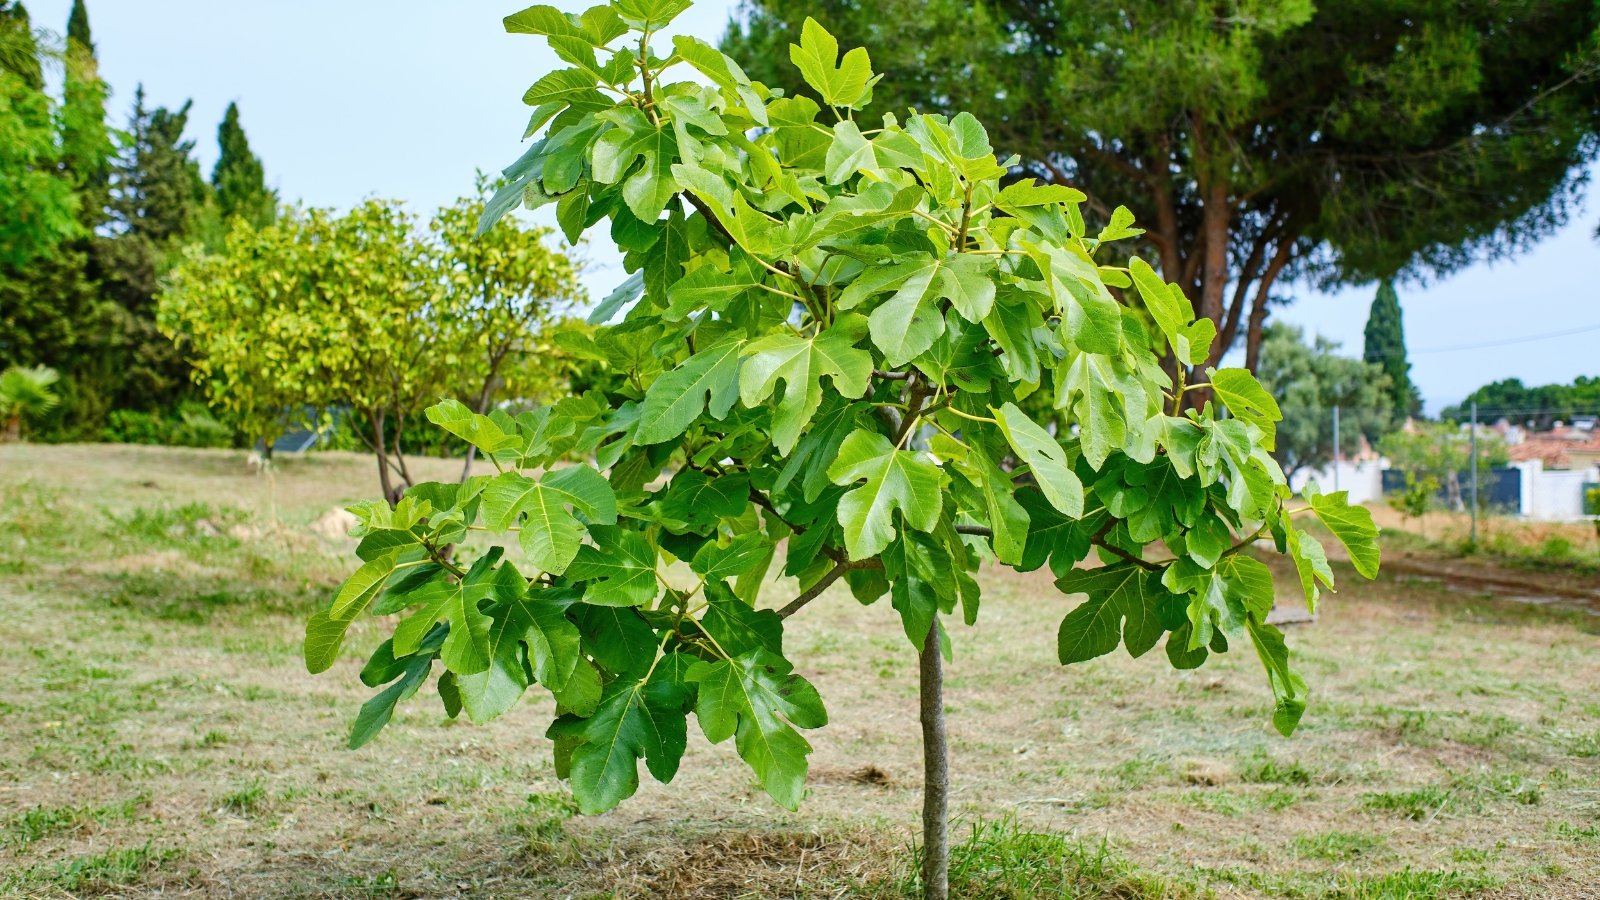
919 620 949 900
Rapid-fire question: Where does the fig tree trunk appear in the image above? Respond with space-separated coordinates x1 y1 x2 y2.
920 621 949 900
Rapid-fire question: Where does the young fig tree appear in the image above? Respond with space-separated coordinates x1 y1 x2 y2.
305 4 1381 897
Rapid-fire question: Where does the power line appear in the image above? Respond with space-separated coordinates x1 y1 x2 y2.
1353 320 1600 359
1408 321 1600 355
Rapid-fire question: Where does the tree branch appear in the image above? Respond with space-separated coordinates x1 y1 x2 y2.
1086 516 1161 572
777 558 882 619
749 487 804 536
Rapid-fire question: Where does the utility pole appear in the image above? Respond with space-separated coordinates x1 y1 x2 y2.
1332 404 1341 492
1469 400 1479 547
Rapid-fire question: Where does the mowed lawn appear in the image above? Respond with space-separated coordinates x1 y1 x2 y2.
2 444 1598 898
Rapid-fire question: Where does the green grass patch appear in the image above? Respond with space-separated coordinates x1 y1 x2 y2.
3 842 180 893
221 778 269 815
1360 786 1452 821
880 817 1202 899
5 795 146 848
1237 750 1316 785
1290 830 1386 862
1201 862 1501 899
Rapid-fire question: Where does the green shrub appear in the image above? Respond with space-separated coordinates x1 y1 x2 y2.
102 402 233 448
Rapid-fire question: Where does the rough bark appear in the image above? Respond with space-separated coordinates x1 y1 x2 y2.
1215 228 1271 362
1243 238 1294 371
919 620 949 900
1198 180 1231 326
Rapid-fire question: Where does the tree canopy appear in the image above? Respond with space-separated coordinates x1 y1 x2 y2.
160 192 583 493
0 8 80 271
724 0 1600 372
1257 322 1392 477
304 5 1381 866
1442 376 1600 428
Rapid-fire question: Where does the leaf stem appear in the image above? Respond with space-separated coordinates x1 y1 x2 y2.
940 406 998 426
913 209 958 236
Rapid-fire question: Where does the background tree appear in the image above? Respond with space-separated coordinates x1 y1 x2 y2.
61 0 111 213
428 185 584 477
1362 279 1420 428
0 6 79 270
161 194 582 493
0 2 109 441
1257 323 1392 479
303 8 1381 900
91 86 212 414
0 1 41 89
723 0 1600 376
1443 376 1600 429
1379 422 1508 511
211 101 277 230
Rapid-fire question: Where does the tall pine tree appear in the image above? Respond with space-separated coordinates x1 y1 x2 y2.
61 0 112 219
90 86 211 412
211 101 275 229
1363 280 1422 427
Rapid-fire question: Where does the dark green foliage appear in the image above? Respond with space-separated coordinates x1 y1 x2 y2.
100 401 233 448
1362 280 1420 427
725 1 1600 369
211 101 276 229
65 0 90 52
1442 376 1600 428
88 86 212 413
1256 322 1393 477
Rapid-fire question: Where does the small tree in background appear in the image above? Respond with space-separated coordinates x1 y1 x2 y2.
1257 322 1393 479
0 364 61 441
1396 473 1440 537
1379 423 1507 512
303 6 1381 898
160 194 582 494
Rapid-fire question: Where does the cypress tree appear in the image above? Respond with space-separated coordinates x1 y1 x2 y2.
1363 279 1421 426
61 0 112 224
211 101 276 229
0 2 42 90
65 0 89 52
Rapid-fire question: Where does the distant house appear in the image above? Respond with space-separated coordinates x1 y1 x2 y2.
1507 422 1600 471
1501 422 1600 521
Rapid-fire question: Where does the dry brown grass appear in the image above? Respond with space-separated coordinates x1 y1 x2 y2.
1 444 1597 898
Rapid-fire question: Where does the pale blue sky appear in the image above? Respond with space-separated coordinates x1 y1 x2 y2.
34 0 1600 413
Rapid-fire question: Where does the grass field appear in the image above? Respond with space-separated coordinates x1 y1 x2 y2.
2 444 1598 898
